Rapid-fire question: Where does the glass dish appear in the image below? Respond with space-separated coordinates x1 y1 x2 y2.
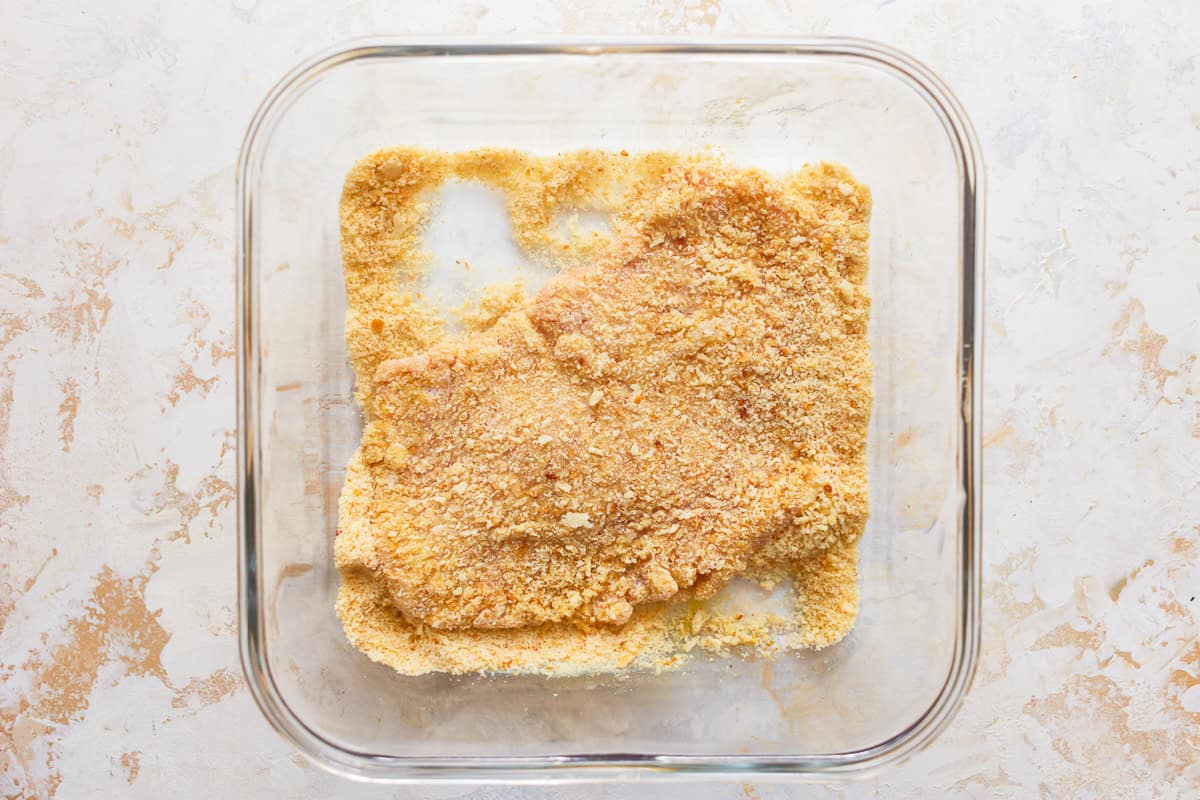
237 38 984 781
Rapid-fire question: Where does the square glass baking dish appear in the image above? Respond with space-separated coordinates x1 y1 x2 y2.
237 38 983 781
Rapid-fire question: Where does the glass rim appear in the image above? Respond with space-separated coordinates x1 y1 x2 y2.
236 35 985 782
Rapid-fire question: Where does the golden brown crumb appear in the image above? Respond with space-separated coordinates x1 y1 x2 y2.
454 282 528 333
336 147 871 675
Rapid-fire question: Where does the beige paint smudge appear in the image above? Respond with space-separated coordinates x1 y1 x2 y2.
1023 674 1188 793
1108 557 1155 601
976 528 1200 794
894 427 918 448
0 403 30 521
982 423 1014 449
164 362 218 408
0 309 32 524
2 555 243 797
169 668 243 712
0 565 169 799
948 765 1023 794
977 546 1046 684
1 443 242 791
0 311 28 353
202 604 237 638
0 548 55 633
44 241 119 346
179 293 233 374
0 273 45 299
56 379 80 452
979 412 1043 475
1166 642 1200 718
1106 298 1197 399
642 0 721 32
97 196 197 273
1030 620 1103 654
0 296 33 724
162 296 227 409
43 196 216 350
0 175 235 795
127 460 234 543
209 339 235 364
2 455 235 796
117 751 140 785
217 429 235 459
179 297 211 345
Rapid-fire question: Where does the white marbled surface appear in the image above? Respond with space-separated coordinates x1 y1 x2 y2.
2 1 1198 798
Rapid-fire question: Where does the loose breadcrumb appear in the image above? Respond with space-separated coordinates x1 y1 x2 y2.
336 147 871 675
454 281 528 333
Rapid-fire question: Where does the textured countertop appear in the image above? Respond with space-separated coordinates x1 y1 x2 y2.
2 1 1198 797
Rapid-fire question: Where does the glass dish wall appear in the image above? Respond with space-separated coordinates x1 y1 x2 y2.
237 39 983 781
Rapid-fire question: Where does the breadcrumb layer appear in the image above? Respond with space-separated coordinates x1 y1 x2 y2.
336 148 871 675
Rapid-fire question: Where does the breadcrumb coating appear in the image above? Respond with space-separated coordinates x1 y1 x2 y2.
336 148 871 675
